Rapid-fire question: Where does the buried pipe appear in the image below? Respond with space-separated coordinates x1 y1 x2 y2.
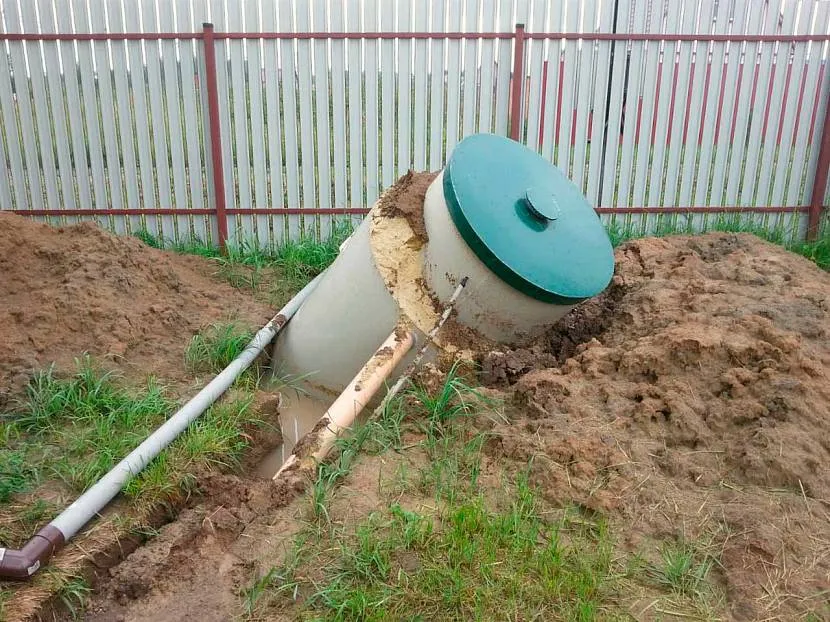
0 273 324 581
274 327 415 479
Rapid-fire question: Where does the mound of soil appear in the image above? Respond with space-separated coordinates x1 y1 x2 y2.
484 233 830 620
0 213 273 404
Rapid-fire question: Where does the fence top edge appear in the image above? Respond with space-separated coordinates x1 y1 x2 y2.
1 31 827 42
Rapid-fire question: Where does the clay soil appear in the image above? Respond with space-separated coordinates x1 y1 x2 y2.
3 211 830 621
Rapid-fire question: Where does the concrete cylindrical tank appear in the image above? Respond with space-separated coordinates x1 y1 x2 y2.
271 134 614 397
423 134 615 343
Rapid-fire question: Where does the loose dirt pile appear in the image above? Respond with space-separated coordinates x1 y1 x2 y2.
0 213 273 405
483 233 830 620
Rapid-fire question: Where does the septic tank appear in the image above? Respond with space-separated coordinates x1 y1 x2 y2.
271 133 614 397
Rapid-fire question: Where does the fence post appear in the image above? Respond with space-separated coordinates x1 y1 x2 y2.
202 22 229 251
807 92 830 241
509 23 526 142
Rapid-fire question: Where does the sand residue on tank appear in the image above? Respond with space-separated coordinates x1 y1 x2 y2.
370 172 495 357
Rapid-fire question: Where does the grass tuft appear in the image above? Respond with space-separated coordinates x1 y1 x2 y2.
649 540 717 601
185 322 256 375
606 214 830 270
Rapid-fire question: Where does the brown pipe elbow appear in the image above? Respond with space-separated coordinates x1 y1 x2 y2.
0 525 65 580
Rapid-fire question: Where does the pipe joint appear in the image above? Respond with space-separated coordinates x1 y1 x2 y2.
0 526 65 581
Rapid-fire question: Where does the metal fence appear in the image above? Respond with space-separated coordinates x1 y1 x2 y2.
0 0 829 248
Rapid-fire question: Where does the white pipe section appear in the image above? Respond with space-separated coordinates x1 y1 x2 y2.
49 273 324 540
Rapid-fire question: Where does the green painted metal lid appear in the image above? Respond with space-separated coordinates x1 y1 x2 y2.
443 134 614 305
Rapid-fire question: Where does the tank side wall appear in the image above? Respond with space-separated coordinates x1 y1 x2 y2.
271 216 402 394
423 172 574 344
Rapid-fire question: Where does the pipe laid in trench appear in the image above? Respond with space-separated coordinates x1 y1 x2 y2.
275 327 415 479
0 273 324 581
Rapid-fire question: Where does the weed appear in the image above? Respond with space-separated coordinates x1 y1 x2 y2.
0 449 36 502
185 322 255 376
56 575 91 620
649 540 716 601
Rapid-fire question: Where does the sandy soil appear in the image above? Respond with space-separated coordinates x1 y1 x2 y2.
0 213 274 404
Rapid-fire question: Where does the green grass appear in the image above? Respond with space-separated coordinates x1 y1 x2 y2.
606 213 830 270
185 322 256 375
649 540 716 601
253 477 626 621
242 366 726 621
0 357 266 549
133 222 352 305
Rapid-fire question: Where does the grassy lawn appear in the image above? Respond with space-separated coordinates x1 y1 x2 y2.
241 366 723 621
0 229 349 619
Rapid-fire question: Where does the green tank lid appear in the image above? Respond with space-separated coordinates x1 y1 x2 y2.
443 134 614 305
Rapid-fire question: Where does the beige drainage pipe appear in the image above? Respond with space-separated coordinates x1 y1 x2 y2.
0 273 324 581
275 327 415 479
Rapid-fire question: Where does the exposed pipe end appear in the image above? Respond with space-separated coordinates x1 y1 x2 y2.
0 525 65 581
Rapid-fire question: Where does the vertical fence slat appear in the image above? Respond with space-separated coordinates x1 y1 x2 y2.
460 0 479 139
331 3 349 208
768 1 813 224
84 3 123 232
20 3 61 217
523 1 547 151
246 2 269 245
378 3 395 187
160 9 190 241
598 0 632 214
444 1 463 155
295 2 317 235
428 0 446 169
276 3 300 239
571 2 595 194
225 4 251 244
477 0 497 135
310 0 332 236
73 2 109 221
735 0 790 213
493 0 513 138
261 3 284 245
395 2 413 174
584 1 615 207
178 0 209 243
675 1 716 215
141 0 173 238
660 4 698 230
4 3 41 212
800 3 830 219
363 0 380 208
412 3 429 171
645 4 682 225
749 0 792 229
693 0 730 220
